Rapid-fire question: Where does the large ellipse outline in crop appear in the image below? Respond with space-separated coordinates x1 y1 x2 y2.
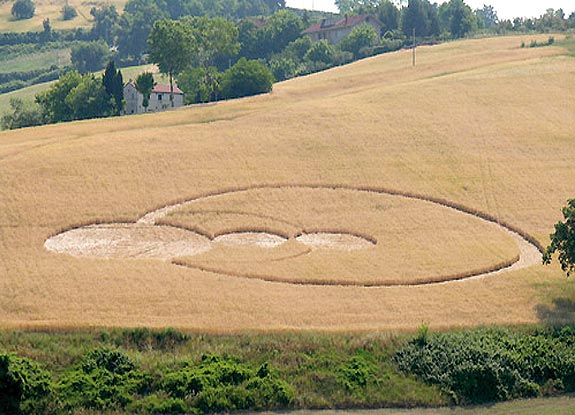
45 184 543 287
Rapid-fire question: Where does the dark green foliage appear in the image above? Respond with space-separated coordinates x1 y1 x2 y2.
544 199 575 277
40 18 51 43
134 72 156 108
526 37 556 48
0 352 51 414
35 71 114 123
11 0 35 20
402 0 440 38
340 24 378 59
259 10 304 57
395 327 575 404
71 41 110 73
177 66 221 104
55 347 151 411
0 65 63 94
269 56 296 81
102 60 124 115
221 58 273 99
128 393 188 414
338 353 378 391
438 0 477 39
162 354 294 413
305 39 335 64
35 70 83 122
90 5 120 45
61 5 77 20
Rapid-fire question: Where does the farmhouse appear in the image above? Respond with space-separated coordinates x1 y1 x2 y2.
123 81 184 115
303 14 382 45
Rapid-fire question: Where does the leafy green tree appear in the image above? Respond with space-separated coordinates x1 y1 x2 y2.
185 16 240 70
11 0 35 20
475 4 498 29
305 39 335 64
65 74 113 120
377 0 400 32
260 10 304 57
340 24 378 58
147 19 196 107
178 66 221 104
102 60 124 115
282 35 312 62
335 0 355 14
117 0 168 61
402 0 439 38
543 199 575 277
90 5 119 45
36 71 83 122
439 0 477 38
71 41 110 74
62 4 77 20
238 19 260 60
40 17 51 42
269 56 296 81
1 98 44 130
221 57 273 99
135 72 155 109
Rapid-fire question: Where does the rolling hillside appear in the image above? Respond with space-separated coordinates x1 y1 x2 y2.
0 35 574 331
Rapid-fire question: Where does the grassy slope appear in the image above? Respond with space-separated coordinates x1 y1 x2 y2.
0 35 574 331
0 47 70 73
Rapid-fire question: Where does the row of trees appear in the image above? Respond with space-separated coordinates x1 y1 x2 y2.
89 0 287 62
335 0 575 40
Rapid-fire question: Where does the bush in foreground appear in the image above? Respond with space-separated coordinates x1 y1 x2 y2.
0 352 51 414
394 327 575 404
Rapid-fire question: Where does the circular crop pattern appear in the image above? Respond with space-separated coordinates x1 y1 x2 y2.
45 185 541 286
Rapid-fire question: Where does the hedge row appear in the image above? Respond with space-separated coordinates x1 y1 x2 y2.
395 326 575 404
0 348 294 415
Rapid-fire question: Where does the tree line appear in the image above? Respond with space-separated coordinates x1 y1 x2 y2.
3 0 575 130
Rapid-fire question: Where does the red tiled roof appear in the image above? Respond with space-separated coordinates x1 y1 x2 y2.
303 14 375 34
152 84 183 94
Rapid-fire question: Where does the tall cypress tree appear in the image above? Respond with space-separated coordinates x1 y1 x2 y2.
102 60 124 115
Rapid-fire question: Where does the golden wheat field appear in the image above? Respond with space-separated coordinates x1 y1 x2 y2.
0 0 127 33
1 35 575 331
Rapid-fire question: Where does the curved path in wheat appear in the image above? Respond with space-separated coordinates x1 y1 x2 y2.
45 184 543 287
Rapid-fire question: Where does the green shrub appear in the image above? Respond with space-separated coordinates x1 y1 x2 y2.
394 327 575 404
55 347 151 411
127 393 188 414
61 5 77 20
11 0 35 20
338 353 378 391
0 352 51 414
162 354 294 413
221 58 274 99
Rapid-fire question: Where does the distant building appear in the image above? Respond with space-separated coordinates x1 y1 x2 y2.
303 15 382 45
124 81 184 115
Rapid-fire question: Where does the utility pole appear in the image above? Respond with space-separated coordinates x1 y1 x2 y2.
412 28 416 67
